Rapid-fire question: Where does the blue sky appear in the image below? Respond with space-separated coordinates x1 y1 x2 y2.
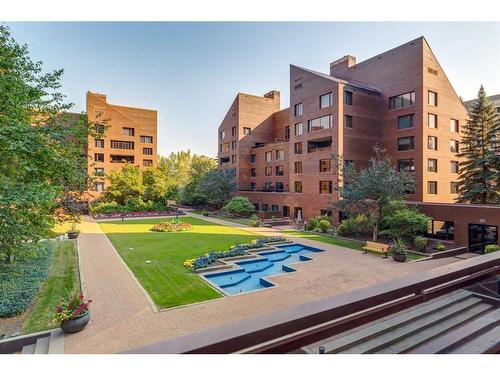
7 22 500 157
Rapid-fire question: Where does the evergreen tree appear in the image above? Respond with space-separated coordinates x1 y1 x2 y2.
457 86 500 204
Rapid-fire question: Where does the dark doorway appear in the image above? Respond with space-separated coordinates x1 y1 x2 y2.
283 206 289 218
468 224 498 254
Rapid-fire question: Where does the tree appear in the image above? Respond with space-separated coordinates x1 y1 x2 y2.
0 26 93 263
197 169 237 209
380 206 429 240
104 164 144 205
331 145 415 241
223 197 256 217
457 85 500 204
142 167 169 204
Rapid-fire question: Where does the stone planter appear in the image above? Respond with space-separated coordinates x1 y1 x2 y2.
393 253 407 263
67 231 80 239
60 310 90 333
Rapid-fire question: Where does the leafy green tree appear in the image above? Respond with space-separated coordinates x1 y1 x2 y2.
142 167 169 204
197 169 237 209
0 26 94 263
223 197 256 217
104 164 144 205
331 145 415 241
457 85 500 204
380 207 429 240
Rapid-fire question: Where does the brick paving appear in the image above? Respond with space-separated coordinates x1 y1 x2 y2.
65 213 460 353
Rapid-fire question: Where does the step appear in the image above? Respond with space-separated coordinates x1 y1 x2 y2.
34 336 50 354
305 290 473 354
21 344 35 354
410 308 500 354
48 329 65 354
339 296 484 353
375 302 493 353
448 326 500 354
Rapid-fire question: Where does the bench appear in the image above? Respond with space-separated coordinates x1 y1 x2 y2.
363 241 391 258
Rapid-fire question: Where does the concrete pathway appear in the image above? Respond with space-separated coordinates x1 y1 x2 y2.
65 214 460 353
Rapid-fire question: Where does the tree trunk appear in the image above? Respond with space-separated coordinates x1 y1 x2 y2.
372 221 378 241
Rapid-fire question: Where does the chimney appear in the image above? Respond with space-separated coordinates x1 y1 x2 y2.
263 90 280 101
329 55 356 76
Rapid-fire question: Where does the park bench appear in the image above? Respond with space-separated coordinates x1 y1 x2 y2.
363 241 391 258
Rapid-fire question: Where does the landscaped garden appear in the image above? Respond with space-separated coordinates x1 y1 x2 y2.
98 216 262 308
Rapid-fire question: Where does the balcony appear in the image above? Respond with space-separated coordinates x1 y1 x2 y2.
308 136 332 153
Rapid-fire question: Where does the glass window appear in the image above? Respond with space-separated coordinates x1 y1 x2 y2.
262 203 269 211
220 130 226 140
250 154 256 163
398 136 415 151
428 91 438 106
271 205 279 212
263 182 272 191
428 220 454 240
319 159 332 172
143 160 153 167
265 167 272 176
294 102 303 117
294 161 303 173
243 127 252 135
294 181 303 193
231 126 236 136
276 149 284 160
285 126 290 140
450 182 459 194
344 115 353 129
319 181 333 194
344 91 353 105
428 158 438 172
428 113 438 128
389 91 415 109
275 182 284 192
450 140 459 153
275 165 284 176
320 92 332 108
143 147 153 155
398 159 415 172
450 161 459 173
94 139 104 148
265 151 272 162
428 136 438 150
94 153 104 162
111 140 134 150
140 135 153 143
251 168 256 177
450 119 459 133
294 122 303 136
95 182 105 192
250 182 256 191
307 115 332 132
294 142 303 155
398 114 414 129
123 127 135 136
428 181 438 194
231 154 236 164
94 167 104 176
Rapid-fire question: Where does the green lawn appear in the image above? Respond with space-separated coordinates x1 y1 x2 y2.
208 214 254 226
23 240 79 334
99 217 262 308
283 230 364 251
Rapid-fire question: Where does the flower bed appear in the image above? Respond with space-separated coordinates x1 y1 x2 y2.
151 219 193 232
183 237 286 271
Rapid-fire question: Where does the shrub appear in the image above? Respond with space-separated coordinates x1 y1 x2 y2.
151 219 193 232
252 220 260 227
223 197 256 217
485 244 500 254
434 241 446 251
336 214 373 238
414 236 428 252
306 218 319 231
0 241 54 317
319 220 332 233
89 199 173 215
390 238 408 256
380 207 429 240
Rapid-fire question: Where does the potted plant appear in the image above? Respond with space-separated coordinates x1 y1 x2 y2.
390 238 408 262
54 291 92 333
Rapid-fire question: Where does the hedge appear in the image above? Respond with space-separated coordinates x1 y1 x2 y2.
0 241 54 318
89 199 174 215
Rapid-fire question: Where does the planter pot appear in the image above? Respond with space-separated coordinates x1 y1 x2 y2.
393 253 407 263
67 231 80 239
60 310 90 333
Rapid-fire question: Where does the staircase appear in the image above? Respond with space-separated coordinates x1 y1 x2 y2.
0 329 64 354
302 290 499 354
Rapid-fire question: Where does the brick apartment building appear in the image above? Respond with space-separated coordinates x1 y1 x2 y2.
86 91 158 192
217 37 499 252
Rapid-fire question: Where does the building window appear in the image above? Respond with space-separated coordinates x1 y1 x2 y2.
231 126 236 136
263 183 272 192
140 135 153 143
231 154 236 164
428 90 438 106
276 165 284 176
450 119 459 133
253 203 260 211
123 127 135 136
221 142 230 152
251 168 256 177
344 115 353 129
250 154 256 163
294 102 303 117
398 136 415 151
428 136 438 151
294 122 303 136
276 149 284 160
143 159 153 167
450 140 459 153
294 161 303 173
265 151 272 162
243 127 252 135
397 114 414 129
428 181 438 195
143 147 153 155
265 167 272 176
275 182 284 192
285 126 290 140
94 167 104 176
450 161 459 173
320 92 332 108
262 203 269 211
319 180 333 194
272 205 279 212
428 158 438 172
110 155 134 163
95 124 105 134
344 90 353 106
428 113 438 128
219 144 222 153
294 181 303 193
111 140 135 150
398 159 415 172
319 159 332 172
294 142 303 155
250 182 256 191
231 141 236 150
450 182 459 194
94 139 104 148
389 91 415 109
94 153 104 162
308 115 332 132
220 130 226 140
95 182 105 192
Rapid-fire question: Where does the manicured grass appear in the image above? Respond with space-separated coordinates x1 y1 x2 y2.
23 240 79 334
99 217 262 308
283 230 364 251
208 214 254 226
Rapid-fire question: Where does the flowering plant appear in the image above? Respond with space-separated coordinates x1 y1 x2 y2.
53 291 92 325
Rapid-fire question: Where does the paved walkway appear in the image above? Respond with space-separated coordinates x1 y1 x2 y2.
65 214 460 353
